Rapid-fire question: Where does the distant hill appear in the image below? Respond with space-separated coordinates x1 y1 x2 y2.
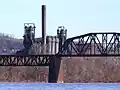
0 33 24 54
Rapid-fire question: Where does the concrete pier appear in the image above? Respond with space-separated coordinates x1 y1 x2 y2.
48 56 63 83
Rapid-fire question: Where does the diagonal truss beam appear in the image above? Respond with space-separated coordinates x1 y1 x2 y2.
59 32 120 56
0 55 52 66
0 32 120 66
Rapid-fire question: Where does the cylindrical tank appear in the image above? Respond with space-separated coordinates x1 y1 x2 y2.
47 36 52 54
55 36 59 54
51 36 55 54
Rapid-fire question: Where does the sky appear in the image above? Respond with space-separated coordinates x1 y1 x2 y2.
0 0 120 39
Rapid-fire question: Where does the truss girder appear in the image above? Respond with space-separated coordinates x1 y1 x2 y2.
0 55 51 66
60 32 120 56
0 32 120 66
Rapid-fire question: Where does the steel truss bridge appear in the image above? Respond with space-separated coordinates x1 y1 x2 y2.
0 32 120 66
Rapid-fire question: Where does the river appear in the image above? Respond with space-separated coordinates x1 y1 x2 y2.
0 82 120 90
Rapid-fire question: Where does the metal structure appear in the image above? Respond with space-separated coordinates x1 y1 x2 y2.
1 32 120 66
41 5 46 54
0 31 120 83
42 5 46 45
0 55 50 66
57 26 67 52
59 32 120 56
23 23 36 49
1 4 120 83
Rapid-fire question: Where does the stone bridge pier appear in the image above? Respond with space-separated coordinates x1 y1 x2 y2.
48 56 63 83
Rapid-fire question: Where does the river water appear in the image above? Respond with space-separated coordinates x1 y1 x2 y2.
0 83 120 90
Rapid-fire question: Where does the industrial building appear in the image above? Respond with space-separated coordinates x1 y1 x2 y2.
16 5 67 55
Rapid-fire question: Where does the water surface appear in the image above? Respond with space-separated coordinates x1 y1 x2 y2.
0 82 120 90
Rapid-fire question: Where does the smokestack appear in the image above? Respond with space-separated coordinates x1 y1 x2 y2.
42 5 46 53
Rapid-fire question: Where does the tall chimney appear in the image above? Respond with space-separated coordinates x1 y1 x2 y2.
42 5 46 53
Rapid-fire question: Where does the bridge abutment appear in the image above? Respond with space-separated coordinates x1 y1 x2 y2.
48 56 63 83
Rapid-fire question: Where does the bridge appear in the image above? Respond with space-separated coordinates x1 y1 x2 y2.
0 32 120 82
0 5 120 83
0 33 120 66
60 32 120 56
